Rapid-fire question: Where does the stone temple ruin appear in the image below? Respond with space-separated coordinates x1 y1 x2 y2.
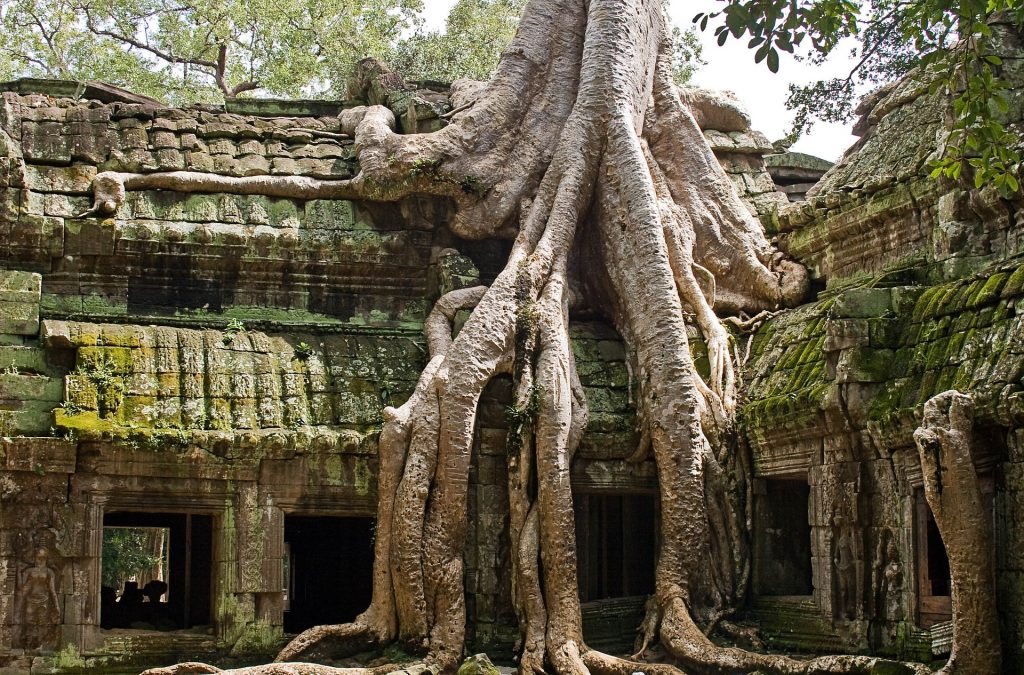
0 21 1023 674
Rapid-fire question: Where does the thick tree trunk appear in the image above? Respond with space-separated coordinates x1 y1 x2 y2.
106 1 963 674
913 391 1001 675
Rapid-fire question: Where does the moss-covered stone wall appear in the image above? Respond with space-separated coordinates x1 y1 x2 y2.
1 80 771 669
744 167 1023 672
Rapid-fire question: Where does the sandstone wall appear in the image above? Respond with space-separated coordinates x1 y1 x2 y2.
0 81 715 669
740 19 1024 667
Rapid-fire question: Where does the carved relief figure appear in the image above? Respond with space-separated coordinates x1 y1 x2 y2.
14 547 61 650
882 537 903 621
870 528 904 624
832 514 857 620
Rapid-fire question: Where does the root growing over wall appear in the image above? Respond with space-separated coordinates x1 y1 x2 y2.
101 1 989 674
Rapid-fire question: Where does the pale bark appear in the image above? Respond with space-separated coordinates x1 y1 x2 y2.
83 0 949 673
913 391 1001 675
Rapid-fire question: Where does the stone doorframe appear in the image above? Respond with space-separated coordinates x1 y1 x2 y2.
78 491 230 652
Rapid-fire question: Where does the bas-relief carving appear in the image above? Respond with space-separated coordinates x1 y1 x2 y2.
826 476 863 622
13 547 61 650
870 528 903 624
832 512 857 621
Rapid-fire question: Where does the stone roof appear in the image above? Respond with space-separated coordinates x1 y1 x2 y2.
742 257 1024 450
0 78 162 105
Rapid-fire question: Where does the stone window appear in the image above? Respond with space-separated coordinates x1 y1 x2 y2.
282 515 374 633
573 493 657 602
101 512 213 631
753 477 813 596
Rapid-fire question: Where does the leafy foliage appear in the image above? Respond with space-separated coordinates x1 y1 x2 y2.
695 0 1024 194
670 22 705 83
101 527 164 589
0 0 705 103
0 0 424 103
391 0 526 82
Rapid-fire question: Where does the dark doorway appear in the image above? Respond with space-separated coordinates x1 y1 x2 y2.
283 515 374 633
754 478 813 596
573 493 657 602
915 490 951 626
101 512 213 630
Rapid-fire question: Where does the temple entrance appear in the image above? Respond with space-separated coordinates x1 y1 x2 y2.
915 490 951 627
101 512 213 631
283 515 374 634
573 493 657 602
753 477 813 596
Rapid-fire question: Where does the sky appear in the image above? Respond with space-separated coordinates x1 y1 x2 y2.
418 0 863 162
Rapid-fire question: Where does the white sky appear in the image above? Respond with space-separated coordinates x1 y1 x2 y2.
418 0 862 161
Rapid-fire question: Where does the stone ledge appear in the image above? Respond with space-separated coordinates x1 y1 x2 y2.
0 437 76 473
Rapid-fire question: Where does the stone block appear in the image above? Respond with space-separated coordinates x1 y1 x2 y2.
836 348 894 383
23 165 96 194
23 121 71 164
0 271 40 335
271 157 298 175
0 345 49 373
833 288 892 318
70 131 111 164
214 154 241 175
0 270 41 304
305 200 356 230
293 142 348 159
0 403 57 435
119 126 149 148
186 151 215 172
0 372 61 400
238 154 270 176
156 148 185 170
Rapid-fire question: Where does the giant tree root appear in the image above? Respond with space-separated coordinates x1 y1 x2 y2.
80 0 959 673
913 391 1001 674
141 662 426 675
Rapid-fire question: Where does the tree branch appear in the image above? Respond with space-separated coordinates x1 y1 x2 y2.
82 8 218 70
229 81 260 97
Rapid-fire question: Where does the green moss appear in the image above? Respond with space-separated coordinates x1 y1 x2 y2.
76 346 133 372
117 395 162 426
353 456 372 495
867 381 905 423
98 326 143 347
229 620 284 658
911 287 939 322
850 347 895 382
1001 262 1024 298
924 340 949 370
54 408 115 438
944 332 967 361
969 272 1008 309
323 453 344 485
51 643 87 671
931 285 961 318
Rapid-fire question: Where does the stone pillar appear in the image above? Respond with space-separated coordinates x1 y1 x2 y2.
228 483 285 653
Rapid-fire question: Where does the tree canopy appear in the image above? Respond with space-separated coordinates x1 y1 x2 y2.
696 0 1024 193
0 0 425 103
0 0 700 104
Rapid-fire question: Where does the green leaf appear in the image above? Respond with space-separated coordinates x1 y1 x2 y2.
767 48 780 73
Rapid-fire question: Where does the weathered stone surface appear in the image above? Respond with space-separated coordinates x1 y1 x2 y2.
0 271 40 335
457 653 500 675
